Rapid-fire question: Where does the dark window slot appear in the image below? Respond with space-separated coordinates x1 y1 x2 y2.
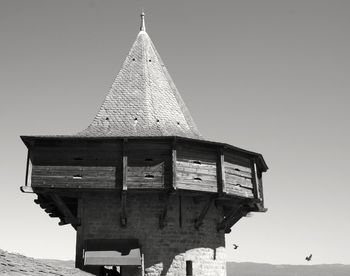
186 260 193 276
73 174 83 179
144 158 154 162
193 177 202 181
144 174 154 179
193 161 201 165
73 157 83 161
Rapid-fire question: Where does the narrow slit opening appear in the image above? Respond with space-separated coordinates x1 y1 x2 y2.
193 161 201 165
144 174 155 179
73 174 82 179
193 177 202 181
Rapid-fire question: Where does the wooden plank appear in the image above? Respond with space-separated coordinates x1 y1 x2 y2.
32 166 116 177
31 176 115 188
176 160 216 168
225 185 254 198
225 166 252 178
225 174 253 189
224 162 251 174
177 181 218 193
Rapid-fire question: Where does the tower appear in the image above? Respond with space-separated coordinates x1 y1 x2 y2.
21 13 267 276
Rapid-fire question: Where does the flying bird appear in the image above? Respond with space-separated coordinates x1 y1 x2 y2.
305 254 312 261
233 244 239 250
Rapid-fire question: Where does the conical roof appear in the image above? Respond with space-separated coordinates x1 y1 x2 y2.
78 14 202 139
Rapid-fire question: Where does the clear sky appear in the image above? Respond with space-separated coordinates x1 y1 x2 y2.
0 0 349 265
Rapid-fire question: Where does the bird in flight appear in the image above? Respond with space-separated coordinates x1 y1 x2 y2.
305 254 312 261
233 244 239 250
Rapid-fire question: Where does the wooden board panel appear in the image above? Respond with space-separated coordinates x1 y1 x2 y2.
127 163 164 189
176 160 218 193
31 165 116 188
225 174 253 189
224 150 251 167
33 144 122 166
177 144 217 162
225 185 254 198
224 160 253 197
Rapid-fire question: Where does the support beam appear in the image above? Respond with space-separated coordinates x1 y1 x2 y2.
25 149 33 187
217 206 247 233
122 138 128 191
217 147 226 195
120 139 128 227
120 191 127 227
159 192 170 229
171 139 177 190
251 160 259 200
50 194 80 227
195 195 216 229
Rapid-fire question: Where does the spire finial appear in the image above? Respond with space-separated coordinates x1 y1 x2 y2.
140 10 146 32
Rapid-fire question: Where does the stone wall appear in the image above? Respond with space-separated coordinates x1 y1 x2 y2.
77 192 226 276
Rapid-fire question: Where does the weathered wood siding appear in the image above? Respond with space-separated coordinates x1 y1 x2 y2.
176 144 218 193
127 163 164 189
31 165 116 188
31 141 123 189
126 140 170 189
224 162 253 198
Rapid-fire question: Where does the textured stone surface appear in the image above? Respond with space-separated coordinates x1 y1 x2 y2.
79 193 226 276
0 249 92 276
78 30 202 139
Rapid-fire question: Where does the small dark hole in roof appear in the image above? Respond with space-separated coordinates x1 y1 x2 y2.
105 117 109 121
132 58 135 61
156 119 160 122
134 118 138 121
149 59 152 62
177 122 180 125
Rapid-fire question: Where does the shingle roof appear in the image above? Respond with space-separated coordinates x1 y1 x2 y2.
0 249 92 276
78 18 202 139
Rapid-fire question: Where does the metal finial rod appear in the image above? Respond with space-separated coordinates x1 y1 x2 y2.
140 11 146 31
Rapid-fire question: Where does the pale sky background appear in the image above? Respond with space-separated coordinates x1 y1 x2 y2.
1 0 349 265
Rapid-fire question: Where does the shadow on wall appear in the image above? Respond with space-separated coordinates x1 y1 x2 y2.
144 246 226 276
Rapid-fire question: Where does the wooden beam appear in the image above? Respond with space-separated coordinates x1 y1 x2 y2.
25 149 33 187
217 147 226 195
171 139 177 190
120 191 127 227
159 192 170 229
122 138 128 191
50 194 80 227
216 206 247 233
195 195 216 229
251 160 261 201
